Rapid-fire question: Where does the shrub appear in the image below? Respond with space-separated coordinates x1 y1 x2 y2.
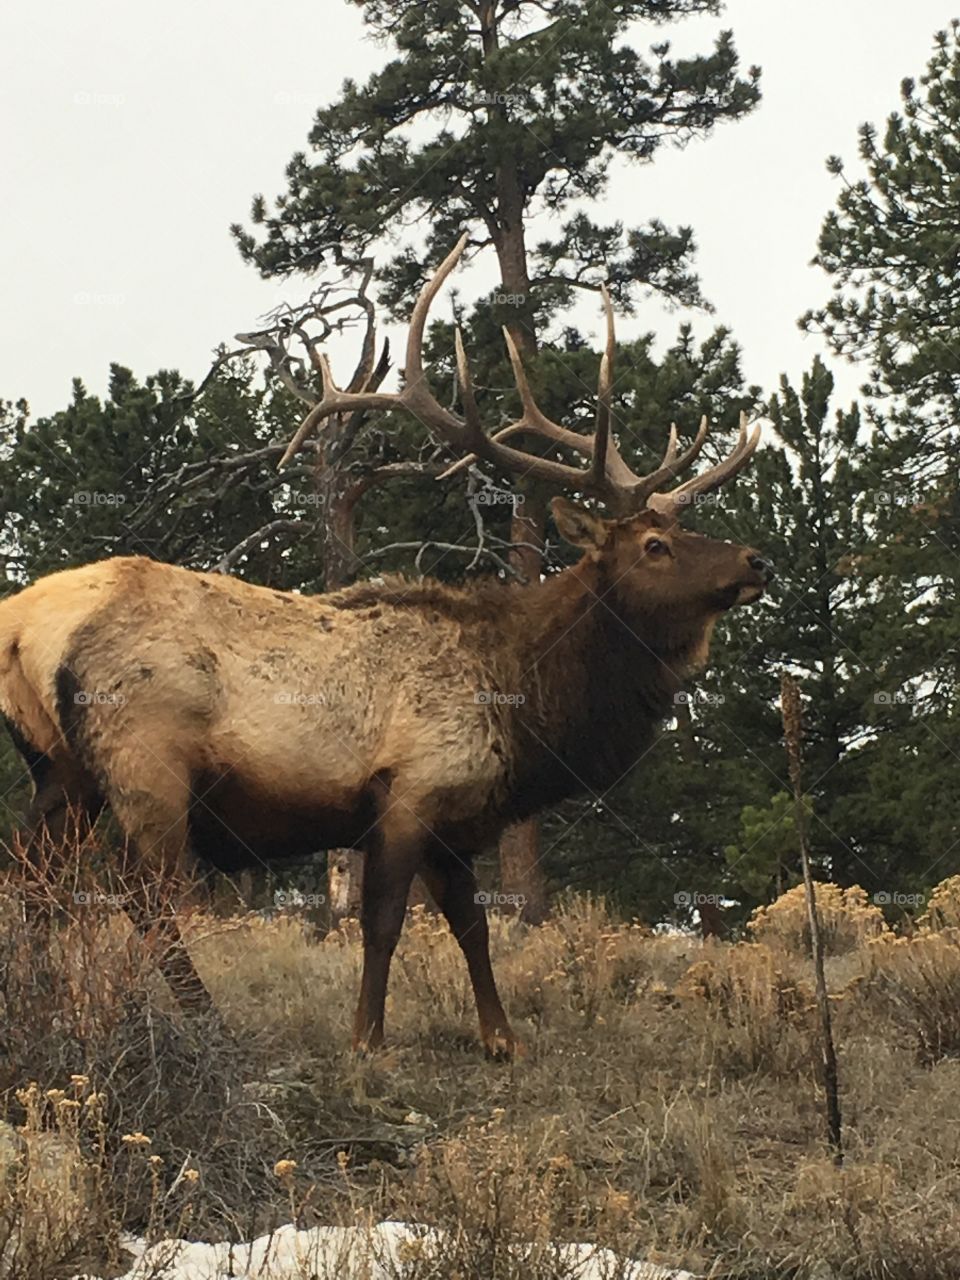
864 931 960 1064
747 881 887 955
919 874 960 931
0 1076 206 1277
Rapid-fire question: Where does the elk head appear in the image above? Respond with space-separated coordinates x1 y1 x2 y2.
278 233 772 621
550 500 773 667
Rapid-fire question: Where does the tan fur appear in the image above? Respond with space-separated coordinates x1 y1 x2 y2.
0 510 771 1053
0 560 121 756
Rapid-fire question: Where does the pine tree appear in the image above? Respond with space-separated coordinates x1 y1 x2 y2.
234 1 759 322
0 362 305 586
801 23 960 445
800 23 960 905
233 0 761 915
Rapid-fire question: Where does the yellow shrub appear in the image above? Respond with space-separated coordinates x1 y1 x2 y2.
494 895 657 1033
919 875 960 931
747 882 887 955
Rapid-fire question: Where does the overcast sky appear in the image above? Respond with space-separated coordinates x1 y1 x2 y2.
0 1 953 424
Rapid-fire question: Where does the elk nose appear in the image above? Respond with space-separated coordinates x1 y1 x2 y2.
748 553 774 582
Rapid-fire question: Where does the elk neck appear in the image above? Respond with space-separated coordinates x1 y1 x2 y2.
499 556 711 817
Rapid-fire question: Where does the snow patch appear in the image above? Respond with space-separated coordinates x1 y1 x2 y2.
75 1221 698 1280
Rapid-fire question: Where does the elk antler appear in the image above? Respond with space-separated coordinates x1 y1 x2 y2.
278 234 761 516
645 412 761 519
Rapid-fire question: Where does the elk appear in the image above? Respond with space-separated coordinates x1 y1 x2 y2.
0 237 771 1057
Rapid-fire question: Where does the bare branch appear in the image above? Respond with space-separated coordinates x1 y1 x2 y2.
214 520 305 575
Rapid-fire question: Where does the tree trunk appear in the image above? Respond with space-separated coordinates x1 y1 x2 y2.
497 488 549 923
321 474 361 589
699 899 726 940
321 460 366 926
481 24 550 919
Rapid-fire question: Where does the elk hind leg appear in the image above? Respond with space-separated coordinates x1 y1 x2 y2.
16 748 102 921
107 758 214 1015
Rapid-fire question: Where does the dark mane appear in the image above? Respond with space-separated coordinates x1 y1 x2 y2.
328 573 515 621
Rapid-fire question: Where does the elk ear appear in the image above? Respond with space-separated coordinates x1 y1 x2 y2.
550 498 609 549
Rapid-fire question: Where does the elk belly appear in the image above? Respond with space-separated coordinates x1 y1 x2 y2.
188 768 374 871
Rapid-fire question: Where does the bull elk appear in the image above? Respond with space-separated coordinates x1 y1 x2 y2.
0 236 772 1056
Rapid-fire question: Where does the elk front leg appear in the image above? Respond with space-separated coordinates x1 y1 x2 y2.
420 849 520 1058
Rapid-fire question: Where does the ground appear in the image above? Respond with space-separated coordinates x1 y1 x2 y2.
1 871 960 1280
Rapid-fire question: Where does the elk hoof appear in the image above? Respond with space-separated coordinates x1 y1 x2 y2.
482 1030 525 1061
351 1034 383 1056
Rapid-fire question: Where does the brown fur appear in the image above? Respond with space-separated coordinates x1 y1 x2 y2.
0 504 771 1054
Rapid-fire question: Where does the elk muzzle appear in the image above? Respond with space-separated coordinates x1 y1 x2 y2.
733 551 774 606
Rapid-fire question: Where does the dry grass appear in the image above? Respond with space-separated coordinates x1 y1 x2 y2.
2 856 960 1278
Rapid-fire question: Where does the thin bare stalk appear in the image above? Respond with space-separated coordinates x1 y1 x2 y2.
781 671 843 1165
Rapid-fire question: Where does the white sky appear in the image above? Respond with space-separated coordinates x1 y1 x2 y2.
0 0 953 422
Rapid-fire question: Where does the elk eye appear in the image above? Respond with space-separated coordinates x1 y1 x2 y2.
644 538 670 557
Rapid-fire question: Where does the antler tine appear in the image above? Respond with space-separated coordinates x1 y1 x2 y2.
647 412 761 516
277 355 346 468
454 327 483 439
662 424 679 469
499 328 589 449
403 233 470 385
436 332 484 482
622 416 710 507
589 284 616 488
